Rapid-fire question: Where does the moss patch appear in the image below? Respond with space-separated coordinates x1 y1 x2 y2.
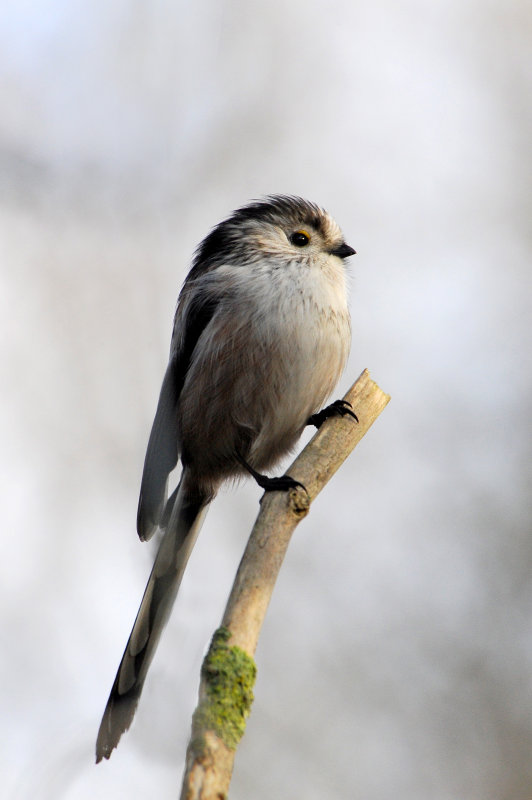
192 627 257 750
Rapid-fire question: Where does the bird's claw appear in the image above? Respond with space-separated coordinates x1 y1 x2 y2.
307 399 359 429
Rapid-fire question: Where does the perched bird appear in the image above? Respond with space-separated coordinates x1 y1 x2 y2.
96 195 356 761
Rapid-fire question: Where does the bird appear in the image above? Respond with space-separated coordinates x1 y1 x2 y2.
95 195 356 762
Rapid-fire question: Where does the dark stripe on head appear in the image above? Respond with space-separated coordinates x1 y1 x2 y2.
188 195 327 278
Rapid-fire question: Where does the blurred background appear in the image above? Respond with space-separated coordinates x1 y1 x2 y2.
1 1 531 798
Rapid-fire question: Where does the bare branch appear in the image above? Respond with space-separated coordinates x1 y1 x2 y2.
180 369 390 799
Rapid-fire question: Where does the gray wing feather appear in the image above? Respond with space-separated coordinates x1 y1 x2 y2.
136 358 181 541
136 284 222 542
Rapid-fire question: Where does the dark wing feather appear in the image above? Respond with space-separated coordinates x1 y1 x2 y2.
136 360 180 541
136 286 221 541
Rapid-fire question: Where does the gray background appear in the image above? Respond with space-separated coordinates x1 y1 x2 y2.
2 1 531 798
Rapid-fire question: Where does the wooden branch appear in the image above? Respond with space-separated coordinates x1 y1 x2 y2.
180 369 390 800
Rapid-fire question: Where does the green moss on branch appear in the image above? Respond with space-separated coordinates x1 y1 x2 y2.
192 627 257 751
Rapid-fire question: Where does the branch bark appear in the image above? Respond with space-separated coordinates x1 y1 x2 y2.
180 369 390 800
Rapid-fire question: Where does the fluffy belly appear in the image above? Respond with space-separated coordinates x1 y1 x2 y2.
179 304 349 479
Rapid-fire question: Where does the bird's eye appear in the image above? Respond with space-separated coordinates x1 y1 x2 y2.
290 230 310 247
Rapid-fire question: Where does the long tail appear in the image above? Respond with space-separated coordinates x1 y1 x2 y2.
95 483 209 762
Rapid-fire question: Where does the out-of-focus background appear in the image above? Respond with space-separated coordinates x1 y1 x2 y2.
2 1 531 798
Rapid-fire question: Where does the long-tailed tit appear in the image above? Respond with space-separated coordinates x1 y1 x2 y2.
96 195 356 761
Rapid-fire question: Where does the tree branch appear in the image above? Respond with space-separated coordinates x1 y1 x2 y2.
180 369 390 799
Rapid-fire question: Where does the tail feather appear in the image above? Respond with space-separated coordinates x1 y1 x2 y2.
96 484 209 762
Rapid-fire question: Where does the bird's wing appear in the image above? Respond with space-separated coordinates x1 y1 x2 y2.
136 286 221 541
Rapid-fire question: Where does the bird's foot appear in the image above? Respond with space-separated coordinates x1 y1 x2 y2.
307 399 358 429
237 454 306 493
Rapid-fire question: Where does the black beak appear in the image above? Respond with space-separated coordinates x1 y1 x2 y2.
331 242 356 259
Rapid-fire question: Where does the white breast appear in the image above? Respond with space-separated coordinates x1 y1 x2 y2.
243 254 351 466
